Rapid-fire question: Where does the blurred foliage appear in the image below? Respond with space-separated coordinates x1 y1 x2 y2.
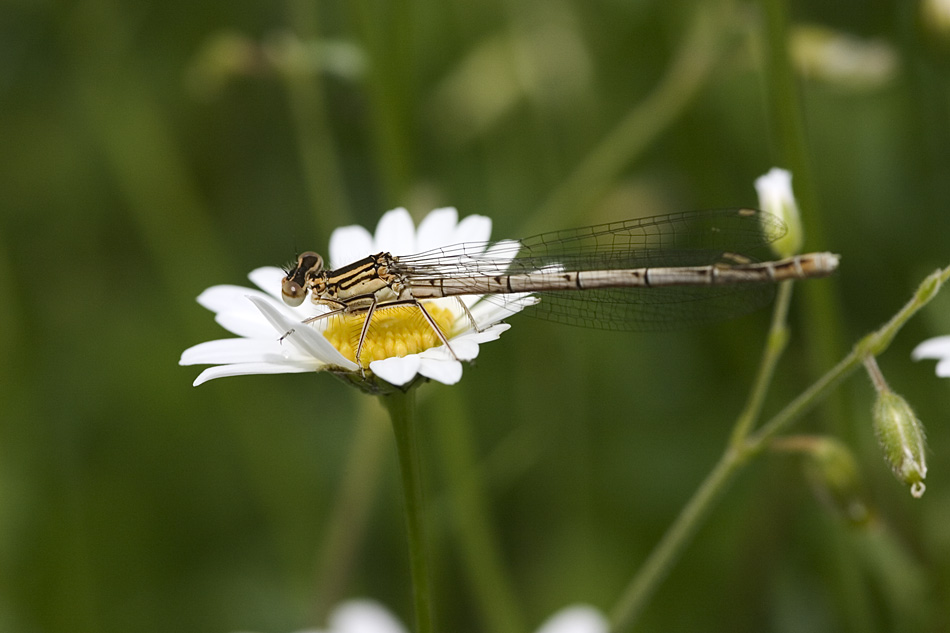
3 0 950 631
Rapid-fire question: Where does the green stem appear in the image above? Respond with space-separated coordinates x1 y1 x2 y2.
862 355 888 393
730 280 793 446
383 390 433 633
609 263 950 632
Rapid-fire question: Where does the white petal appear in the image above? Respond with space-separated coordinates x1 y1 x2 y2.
470 294 538 326
755 168 794 214
180 338 288 366
481 238 522 269
248 296 358 370
415 207 459 252
370 355 422 386
937 358 950 377
452 337 481 359
754 168 802 256
535 606 609 633
214 308 277 339
417 343 459 361
328 599 408 633
418 357 463 384
912 335 950 360
330 224 374 268
429 337 479 360
197 287 279 338
453 213 492 245
198 284 273 316
248 266 287 299
192 361 316 386
459 323 510 344
373 208 416 255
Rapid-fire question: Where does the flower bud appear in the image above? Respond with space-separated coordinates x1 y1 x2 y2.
802 437 872 526
184 32 261 98
754 168 802 257
873 391 928 498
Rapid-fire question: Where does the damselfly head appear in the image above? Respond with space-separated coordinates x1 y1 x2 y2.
282 251 324 307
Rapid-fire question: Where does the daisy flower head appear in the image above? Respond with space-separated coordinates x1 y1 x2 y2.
180 207 537 393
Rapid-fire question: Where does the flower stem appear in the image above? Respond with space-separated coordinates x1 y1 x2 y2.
609 263 950 632
730 281 793 446
382 389 434 633
862 354 888 393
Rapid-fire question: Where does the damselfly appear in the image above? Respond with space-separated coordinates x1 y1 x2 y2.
281 208 839 366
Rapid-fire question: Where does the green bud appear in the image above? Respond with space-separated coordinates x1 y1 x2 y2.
873 391 928 498
184 32 260 98
803 437 872 526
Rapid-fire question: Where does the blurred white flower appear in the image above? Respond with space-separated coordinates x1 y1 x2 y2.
912 335 950 377
535 605 609 633
754 167 802 257
230 601 608 633
790 24 898 89
181 207 535 390
922 0 950 38
318 600 408 633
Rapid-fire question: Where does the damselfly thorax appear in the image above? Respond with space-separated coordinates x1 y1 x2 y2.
280 209 840 368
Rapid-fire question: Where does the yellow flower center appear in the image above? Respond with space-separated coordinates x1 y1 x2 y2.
322 303 457 368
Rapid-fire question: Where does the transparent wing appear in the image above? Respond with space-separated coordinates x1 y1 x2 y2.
393 208 786 330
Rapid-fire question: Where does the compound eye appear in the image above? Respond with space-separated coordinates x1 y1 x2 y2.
281 278 306 306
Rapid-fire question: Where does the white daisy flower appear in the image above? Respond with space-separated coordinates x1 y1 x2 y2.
230 600 608 633
912 335 950 377
180 207 537 390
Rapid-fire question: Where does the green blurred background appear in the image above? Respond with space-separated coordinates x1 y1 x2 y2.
4 0 950 631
